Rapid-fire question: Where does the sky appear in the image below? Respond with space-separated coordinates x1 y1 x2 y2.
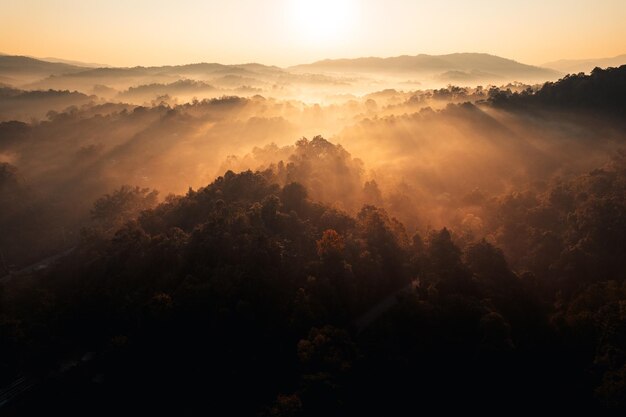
1 0 625 67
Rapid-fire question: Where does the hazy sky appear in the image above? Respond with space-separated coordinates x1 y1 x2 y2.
1 0 625 67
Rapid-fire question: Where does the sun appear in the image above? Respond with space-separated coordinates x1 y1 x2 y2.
289 0 357 45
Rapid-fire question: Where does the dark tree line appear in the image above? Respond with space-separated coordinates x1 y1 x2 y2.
486 65 626 118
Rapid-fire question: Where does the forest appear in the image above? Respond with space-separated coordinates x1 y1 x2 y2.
1 66 626 415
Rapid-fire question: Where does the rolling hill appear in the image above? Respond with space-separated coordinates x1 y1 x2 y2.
291 52 561 82
0 55 86 77
0 52 567 93
543 54 626 74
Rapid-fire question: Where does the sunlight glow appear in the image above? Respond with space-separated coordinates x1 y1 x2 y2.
289 0 357 45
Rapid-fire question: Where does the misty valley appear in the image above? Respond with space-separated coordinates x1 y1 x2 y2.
1 51 626 415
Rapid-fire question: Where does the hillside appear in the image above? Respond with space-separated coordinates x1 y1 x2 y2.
0 55 86 78
1 53 562 92
543 54 626 74
3 136 626 414
486 65 626 117
291 52 561 81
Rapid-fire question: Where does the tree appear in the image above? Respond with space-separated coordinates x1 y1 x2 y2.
317 229 345 260
91 185 158 230
282 182 308 214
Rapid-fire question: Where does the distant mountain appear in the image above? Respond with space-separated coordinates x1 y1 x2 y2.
23 60 289 92
42 57 110 68
117 79 218 102
0 53 564 92
542 54 626 75
291 53 561 82
436 69 503 83
0 55 86 76
0 74 18 86
58 62 285 79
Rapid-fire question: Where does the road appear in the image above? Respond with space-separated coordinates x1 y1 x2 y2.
355 280 417 333
0 247 75 284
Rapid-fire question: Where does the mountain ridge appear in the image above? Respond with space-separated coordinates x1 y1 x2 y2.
543 53 626 74
0 55 87 75
0 52 568 90
290 52 561 79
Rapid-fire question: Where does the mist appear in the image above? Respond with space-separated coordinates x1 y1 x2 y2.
1 51 626 414
2 67 622 265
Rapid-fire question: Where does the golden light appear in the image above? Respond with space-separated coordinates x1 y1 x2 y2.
288 0 357 45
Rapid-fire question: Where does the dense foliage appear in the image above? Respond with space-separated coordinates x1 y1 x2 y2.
2 145 626 414
487 65 626 117
2 68 626 415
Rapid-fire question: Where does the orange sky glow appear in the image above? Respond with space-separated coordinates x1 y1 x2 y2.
1 0 625 66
